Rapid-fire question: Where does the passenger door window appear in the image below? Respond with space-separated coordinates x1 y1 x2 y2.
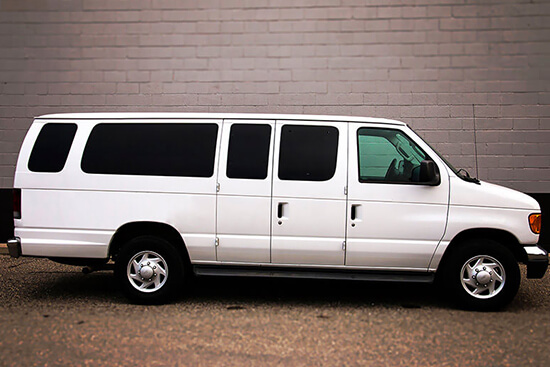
357 128 427 184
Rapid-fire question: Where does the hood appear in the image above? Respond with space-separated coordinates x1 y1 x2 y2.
450 177 540 211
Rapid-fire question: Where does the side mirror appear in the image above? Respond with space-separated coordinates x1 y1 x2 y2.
419 160 440 186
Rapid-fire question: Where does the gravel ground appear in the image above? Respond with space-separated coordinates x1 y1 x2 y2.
0 256 548 366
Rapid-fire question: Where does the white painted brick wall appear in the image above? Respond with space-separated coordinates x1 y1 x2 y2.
0 0 548 192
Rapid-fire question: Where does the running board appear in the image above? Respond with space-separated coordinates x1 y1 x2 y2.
193 265 435 283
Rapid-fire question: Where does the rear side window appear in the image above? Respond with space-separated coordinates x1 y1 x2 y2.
278 125 339 181
28 123 77 173
81 123 219 177
227 124 272 180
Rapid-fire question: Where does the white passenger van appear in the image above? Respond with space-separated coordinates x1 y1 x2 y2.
8 113 547 309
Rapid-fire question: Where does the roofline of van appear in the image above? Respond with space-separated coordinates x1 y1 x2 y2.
34 113 407 126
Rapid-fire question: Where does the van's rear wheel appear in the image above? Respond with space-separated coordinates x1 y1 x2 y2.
115 236 183 304
444 239 520 311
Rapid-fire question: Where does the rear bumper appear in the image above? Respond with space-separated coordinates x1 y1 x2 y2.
524 245 548 279
7 237 22 258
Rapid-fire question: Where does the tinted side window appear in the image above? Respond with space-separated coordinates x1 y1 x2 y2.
278 125 339 181
28 123 77 173
358 128 427 184
81 123 218 177
227 124 272 180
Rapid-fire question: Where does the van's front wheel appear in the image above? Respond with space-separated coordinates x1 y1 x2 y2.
444 240 520 311
115 236 184 304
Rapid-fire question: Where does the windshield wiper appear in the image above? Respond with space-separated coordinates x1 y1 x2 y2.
457 168 480 184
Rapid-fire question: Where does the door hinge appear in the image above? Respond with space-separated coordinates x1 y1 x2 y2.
215 237 220 247
216 183 220 192
342 241 346 251
344 186 348 195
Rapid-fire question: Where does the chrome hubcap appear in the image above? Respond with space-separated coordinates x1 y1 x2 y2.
476 270 491 285
139 265 154 279
460 255 506 299
127 251 168 293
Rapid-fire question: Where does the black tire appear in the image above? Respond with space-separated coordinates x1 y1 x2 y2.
442 239 520 311
115 236 184 304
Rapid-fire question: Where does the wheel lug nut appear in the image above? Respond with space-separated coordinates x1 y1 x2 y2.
476 283 479 286
153 266 156 269
147 262 150 265
476 269 480 272
472 275 476 279
483 267 486 270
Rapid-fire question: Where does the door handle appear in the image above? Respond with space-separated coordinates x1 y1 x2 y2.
277 202 288 224
350 204 361 226
351 204 358 220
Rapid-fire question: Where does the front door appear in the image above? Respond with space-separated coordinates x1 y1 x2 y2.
346 125 449 270
271 120 348 265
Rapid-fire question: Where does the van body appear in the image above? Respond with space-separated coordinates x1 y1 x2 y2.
8 113 547 309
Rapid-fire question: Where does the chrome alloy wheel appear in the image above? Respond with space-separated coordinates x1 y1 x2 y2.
127 250 168 293
460 255 506 299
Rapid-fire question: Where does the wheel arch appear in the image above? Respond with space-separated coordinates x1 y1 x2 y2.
437 228 527 274
108 221 192 269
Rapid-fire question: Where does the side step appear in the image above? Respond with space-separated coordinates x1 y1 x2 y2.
193 265 435 283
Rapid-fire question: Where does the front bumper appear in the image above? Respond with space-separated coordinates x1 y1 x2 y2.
524 245 548 279
7 237 21 258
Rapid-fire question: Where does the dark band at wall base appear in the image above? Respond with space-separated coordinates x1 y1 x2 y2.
0 188 548 250
0 189 14 243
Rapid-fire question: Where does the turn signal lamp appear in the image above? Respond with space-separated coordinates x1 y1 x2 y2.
529 214 541 234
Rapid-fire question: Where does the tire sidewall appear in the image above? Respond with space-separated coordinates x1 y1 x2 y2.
115 236 184 304
445 239 520 311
